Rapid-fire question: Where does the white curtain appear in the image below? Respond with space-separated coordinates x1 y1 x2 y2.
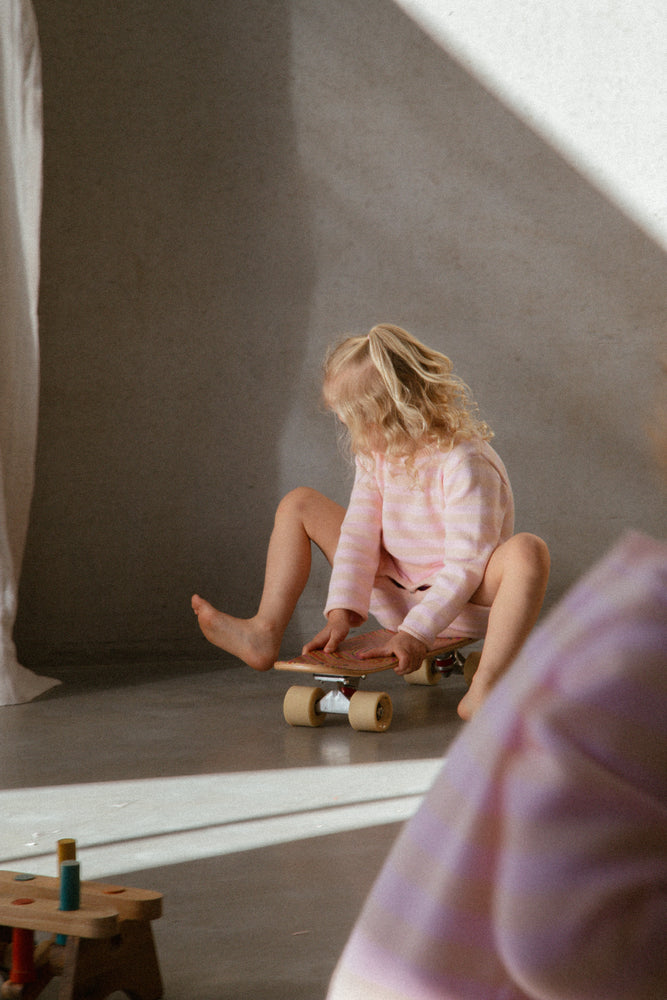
0 0 59 704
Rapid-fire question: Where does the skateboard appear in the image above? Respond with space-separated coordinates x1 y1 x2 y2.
274 628 481 732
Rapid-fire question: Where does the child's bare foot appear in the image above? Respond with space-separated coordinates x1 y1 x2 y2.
191 595 279 671
457 684 482 721
456 653 486 721
456 670 491 721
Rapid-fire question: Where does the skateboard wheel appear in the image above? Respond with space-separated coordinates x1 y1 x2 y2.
463 651 481 686
404 656 440 686
283 686 326 727
348 691 393 732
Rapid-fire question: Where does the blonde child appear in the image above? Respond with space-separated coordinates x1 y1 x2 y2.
192 324 549 719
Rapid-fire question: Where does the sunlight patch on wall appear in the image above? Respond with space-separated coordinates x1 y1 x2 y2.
393 0 667 249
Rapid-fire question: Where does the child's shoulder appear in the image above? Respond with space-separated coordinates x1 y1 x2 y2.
371 438 506 479
437 435 498 464
437 436 510 482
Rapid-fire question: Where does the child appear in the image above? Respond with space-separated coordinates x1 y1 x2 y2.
192 324 549 719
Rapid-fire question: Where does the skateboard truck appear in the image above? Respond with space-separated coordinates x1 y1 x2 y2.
283 675 393 733
405 648 480 686
314 675 362 715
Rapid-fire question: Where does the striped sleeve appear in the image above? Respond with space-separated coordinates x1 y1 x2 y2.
399 450 510 645
324 459 383 622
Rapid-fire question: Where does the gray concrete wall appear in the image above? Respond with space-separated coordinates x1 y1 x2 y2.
16 0 666 666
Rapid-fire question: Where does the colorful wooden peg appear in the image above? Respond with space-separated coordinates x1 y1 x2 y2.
8 901 36 985
56 860 80 947
56 839 76 872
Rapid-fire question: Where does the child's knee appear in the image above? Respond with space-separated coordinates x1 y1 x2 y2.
511 533 550 583
277 486 321 519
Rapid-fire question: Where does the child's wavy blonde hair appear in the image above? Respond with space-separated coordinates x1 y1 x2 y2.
323 323 492 458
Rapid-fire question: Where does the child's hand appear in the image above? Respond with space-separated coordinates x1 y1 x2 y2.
303 609 357 655
359 630 428 675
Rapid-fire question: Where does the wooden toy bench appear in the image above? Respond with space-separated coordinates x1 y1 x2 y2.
0 869 163 1000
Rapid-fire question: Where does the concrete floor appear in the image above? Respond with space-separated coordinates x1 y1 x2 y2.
0 658 469 998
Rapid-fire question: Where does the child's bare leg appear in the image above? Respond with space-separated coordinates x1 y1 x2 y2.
457 533 550 720
192 488 345 671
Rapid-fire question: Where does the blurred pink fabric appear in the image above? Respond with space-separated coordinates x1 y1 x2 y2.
328 531 667 999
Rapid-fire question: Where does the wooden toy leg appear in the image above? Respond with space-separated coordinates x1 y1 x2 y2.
0 925 10 979
0 927 55 1000
56 921 163 1000
0 942 55 1000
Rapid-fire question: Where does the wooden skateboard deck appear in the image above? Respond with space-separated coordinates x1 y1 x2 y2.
274 627 471 677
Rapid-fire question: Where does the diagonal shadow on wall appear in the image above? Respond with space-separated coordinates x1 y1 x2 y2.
283 0 667 628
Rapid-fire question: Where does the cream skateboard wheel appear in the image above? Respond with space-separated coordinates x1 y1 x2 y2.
348 691 393 732
283 685 326 727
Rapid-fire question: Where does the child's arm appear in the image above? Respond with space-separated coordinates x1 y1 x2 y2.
399 450 512 647
303 460 382 655
323 459 383 626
